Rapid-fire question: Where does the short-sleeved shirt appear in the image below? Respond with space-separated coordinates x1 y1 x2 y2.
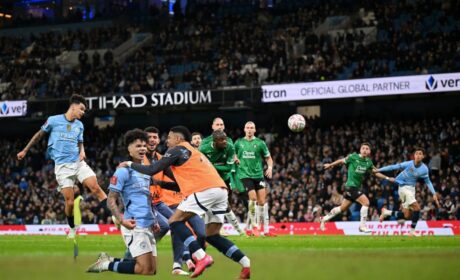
234 137 270 179
41 114 84 165
199 141 235 181
109 167 156 228
201 135 234 147
344 153 374 188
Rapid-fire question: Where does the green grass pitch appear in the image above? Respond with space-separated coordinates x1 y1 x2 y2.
1 235 459 280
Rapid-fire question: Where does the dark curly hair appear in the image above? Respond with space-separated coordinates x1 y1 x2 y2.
124 129 148 146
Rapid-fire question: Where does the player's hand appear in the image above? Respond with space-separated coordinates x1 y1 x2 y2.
388 177 396 183
79 151 86 161
118 161 131 168
265 167 273 179
17 150 27 160
234 155 240 165
121 218 136 230
152 223 161 233
323 163 332 170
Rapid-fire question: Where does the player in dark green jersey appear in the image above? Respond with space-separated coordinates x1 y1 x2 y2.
235 122 274 236
321 143 394 233
199 130 245 235
200 117 234 147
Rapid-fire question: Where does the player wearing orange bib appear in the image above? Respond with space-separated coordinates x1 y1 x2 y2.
120 126 251 279
143 127 205 275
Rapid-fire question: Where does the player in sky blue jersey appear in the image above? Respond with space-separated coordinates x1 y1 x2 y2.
17 94 108 238
378 147 441 236
87 129 160 275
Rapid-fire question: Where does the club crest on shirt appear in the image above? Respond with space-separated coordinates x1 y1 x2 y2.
67 124 71 132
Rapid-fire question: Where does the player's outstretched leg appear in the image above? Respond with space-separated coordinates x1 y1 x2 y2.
205 222 251 279
320 206 341 231
170 221 213 278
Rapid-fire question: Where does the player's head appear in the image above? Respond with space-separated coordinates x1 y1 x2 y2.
212 130 227 149
360 142 371 157
244 121 256 138
124 129 148 162
168 126 192 148
413 147 425 163
144 126 160 152
191 132 202 148
212 117 225 132
68 94 87 120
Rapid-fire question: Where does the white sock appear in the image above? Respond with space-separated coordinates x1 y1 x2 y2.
248 200 256 229
173 262 182 269
323 206 341 222
255 204 260 229
258 205 264 230
239 256 250 268
192 249 206 260
263 203 269 234
383 209 392 216
360 206 369 227
226 210 243 233
101 260 110 270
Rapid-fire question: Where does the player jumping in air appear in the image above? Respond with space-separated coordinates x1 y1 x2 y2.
17 94 109 238
321 143 394 233
378 147 440 236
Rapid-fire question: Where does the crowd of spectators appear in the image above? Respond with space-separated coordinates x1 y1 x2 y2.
1 116 459 226
1 0 459 100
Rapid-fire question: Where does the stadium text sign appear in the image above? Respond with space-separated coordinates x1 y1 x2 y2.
86 90 212 110
262 72 460 102
0 100 27 117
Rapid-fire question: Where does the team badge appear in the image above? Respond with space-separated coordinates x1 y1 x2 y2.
67 124 71 132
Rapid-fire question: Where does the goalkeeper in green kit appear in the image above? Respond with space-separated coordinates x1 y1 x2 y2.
321 142 395 233
200 130 246 235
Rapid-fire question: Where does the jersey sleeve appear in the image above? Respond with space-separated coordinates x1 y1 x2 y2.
108 168 129 193
344 153 355 165
78 123 84 142
227 143 236 165
260 141 270 157
378 161 411 172
234 139 240 154
421 167 436 195
41 117 54 133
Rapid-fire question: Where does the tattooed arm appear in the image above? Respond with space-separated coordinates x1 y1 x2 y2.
17 130 46 160
108 190 136 229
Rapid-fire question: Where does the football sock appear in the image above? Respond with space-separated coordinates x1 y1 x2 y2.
206 234 248 267
360 206 369 227
170 221 205 260
109 260 136 274
67 216 75 229
263 203 269 234
323 206 341 222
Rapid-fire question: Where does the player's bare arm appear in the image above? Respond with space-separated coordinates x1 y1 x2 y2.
323 157 347 170
17 130 46 160
265 156 273 179
78 142 86 161
372 168 395 182
108 190 135 229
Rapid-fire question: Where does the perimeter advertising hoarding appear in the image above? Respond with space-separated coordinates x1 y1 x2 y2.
262 72 460 102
